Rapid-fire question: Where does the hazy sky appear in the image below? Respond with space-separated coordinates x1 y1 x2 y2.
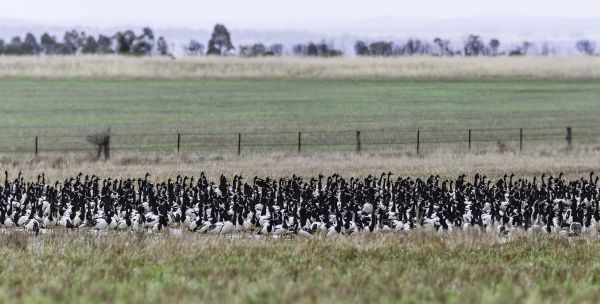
1 0 599 27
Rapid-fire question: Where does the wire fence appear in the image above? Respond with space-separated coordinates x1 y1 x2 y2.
0 126 598 158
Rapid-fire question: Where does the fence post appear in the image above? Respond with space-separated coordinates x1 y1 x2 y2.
35 136 38 156
298 132 302 154
356 131 361 153
519 128 523 152
468 129 471 151
177 133 181 153
566 127 572 151
416 130 420 155
238 133 241 156
103 128 111 160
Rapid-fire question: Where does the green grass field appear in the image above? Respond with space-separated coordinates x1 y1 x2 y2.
2 77 599 155
2 78 600 133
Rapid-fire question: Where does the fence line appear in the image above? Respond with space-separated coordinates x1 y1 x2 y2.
3 124 599 139
1 126 598 158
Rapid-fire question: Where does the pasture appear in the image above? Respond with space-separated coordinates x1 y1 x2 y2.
1 60 600 155
2 75 600 135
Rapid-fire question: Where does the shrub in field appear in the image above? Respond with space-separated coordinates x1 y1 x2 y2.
87 129 110 160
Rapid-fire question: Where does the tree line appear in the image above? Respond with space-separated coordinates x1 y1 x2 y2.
355 36 597 57
0 27 170 56
181 26 598 57
0 23 597 57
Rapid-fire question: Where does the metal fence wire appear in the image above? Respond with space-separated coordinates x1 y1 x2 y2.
0 126 596 158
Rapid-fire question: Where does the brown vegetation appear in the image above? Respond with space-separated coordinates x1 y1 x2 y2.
1 56 600 79
1 148 599 182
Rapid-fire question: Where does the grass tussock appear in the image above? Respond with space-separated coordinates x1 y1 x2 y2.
1 55 600 79
0 231 599 303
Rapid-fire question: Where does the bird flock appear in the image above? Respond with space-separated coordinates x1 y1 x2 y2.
1 171 599 238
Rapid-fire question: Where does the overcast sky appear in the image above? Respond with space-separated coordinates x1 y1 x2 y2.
1 0 599 28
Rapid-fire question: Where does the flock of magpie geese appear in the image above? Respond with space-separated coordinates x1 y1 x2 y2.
0 171 598 237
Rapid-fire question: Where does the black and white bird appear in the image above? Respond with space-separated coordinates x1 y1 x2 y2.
0 171 597 239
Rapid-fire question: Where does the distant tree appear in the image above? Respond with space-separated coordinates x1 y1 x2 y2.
325 48 343 57
464 35 486 56
239 45 251 56
157 36 169 56
0 39 5 54
508 41 533 56
292 42 341 57
306 43 318 56
115 30 136 54
392 44 404 56
22 33 41 55
115 32 127 54
403 39 416 55
404 39 430 55
509 47 523 56
207 24 234 55
40 33 58 54
316 43 330 56
141 27 155 45
63 30 85 54
239 43 267 57
185 39 204 56
318 42 342 57
82 36 99 54
488 38 500 56
433 38 442 51
252 43 266 56
97 35 113 54
293 44 307 56
267 44 283 56
369 41 393 56
354 40 369 56
521 41 533 55
433 38 454 56
143 27 154 37
576 40 596 55
131 27 154 55
5 36 24 55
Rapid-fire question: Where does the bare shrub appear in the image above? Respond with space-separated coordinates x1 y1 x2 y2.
87 129 110 160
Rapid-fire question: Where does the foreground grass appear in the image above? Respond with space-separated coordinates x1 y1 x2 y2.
1 231 599 303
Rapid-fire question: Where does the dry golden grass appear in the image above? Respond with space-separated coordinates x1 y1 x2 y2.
2 147 599 182
1 55 600 79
